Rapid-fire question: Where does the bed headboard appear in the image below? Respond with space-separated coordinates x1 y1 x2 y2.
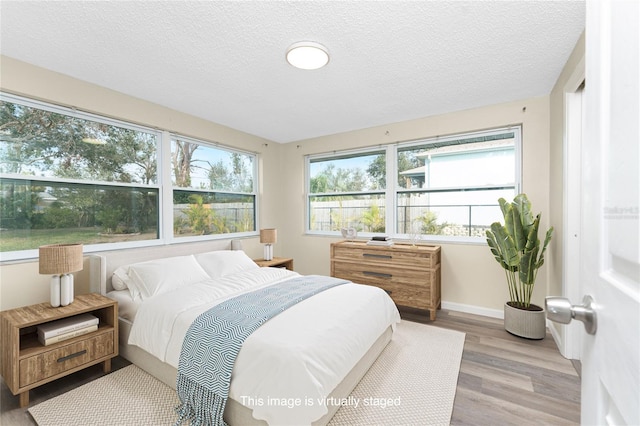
89 240 238 295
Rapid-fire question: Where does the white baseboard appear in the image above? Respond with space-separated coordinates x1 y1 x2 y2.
441 301 504 319
547 320 569 358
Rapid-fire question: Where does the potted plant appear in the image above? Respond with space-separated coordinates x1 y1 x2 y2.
485 194 553 339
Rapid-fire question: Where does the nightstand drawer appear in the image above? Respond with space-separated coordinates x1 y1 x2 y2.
19 331 114 387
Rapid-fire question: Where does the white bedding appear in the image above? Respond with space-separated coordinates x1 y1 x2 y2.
128 267 400 425
106 290 140 321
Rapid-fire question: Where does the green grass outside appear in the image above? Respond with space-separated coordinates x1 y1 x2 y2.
0 228 157 252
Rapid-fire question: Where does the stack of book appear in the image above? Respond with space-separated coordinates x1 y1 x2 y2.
367 236 394 246
37 313 99 346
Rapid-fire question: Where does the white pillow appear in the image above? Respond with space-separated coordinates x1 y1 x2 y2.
111 267 130 291
126 255 211 300
194 250 258 278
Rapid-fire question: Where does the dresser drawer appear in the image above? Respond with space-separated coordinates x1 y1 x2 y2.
332 244 439 268
334 263 431 309
365 279 430 310
387 283 430 310
19 331 114 387
333 261 430 286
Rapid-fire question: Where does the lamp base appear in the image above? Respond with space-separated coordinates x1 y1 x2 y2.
50 276 61 308
60 274 74 306
263 244 273 261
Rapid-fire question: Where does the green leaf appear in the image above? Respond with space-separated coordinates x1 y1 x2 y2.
498 198 509 218
513 193 534 234
486 229 508 269
510 204 527 251
525 214 541 253
489 222 519 268
518 215 540 285
520 245 539 285
537 226 554 269
503 202 515 239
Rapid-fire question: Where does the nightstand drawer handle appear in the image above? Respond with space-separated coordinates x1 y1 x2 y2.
363 253 392 260
363 271 393 279
57 350 87 363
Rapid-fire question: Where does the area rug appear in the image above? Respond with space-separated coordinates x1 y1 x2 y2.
29 321 465 426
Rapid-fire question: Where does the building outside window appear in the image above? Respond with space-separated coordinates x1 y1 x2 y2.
397 128 519 238
307 127 520 240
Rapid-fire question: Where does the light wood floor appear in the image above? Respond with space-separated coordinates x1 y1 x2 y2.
406 308 581 425
1 309 580 425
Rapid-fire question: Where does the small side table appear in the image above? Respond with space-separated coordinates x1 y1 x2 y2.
253 257 294 271
0 293 118 407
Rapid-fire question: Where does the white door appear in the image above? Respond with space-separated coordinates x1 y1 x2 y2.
580 0 639 424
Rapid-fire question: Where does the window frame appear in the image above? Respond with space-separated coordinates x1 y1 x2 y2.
166 133 258 243
306 146 388 236
0 93 259 261
305 126 522 243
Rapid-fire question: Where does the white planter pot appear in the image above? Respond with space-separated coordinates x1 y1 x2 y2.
504 302 546 340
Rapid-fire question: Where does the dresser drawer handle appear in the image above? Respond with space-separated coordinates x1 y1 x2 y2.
363 253 392 260
363 271 393 279
57 350 87 363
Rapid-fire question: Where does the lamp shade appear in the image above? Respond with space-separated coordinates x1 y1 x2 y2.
39 244 84 275
259 228 277 244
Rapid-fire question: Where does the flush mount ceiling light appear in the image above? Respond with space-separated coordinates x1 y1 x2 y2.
286 41 329 70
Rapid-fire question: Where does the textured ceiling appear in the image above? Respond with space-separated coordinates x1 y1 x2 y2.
1 1 585 143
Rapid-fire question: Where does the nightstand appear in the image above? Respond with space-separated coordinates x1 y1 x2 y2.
0 293 118 407
253 257 294 271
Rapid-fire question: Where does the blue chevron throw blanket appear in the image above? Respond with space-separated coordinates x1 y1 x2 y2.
174 275 348 426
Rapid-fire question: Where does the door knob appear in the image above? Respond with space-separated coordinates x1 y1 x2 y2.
545 295 597 335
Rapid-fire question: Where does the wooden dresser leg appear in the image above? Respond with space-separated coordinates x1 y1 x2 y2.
430 310 436 321
102 358 112 373
19 391 29 408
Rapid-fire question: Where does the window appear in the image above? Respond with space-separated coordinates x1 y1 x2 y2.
307 149 386 233
171 136 256 238
397 128 519 238
0 93 258 259
306 127 520 240
0 95 160 256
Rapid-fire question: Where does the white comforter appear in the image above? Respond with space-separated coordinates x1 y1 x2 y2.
128 267 400 425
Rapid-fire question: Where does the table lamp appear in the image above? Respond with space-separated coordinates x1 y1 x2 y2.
260 228 277 261
39 244 83 307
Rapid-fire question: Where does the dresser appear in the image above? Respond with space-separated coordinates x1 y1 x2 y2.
330 241 441 320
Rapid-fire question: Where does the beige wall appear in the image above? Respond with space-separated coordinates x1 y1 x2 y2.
548 32 586 340
1 54 561 318
276 96 552 315
0 56 271 310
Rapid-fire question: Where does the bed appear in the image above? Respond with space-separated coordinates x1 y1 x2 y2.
89 242 401 426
